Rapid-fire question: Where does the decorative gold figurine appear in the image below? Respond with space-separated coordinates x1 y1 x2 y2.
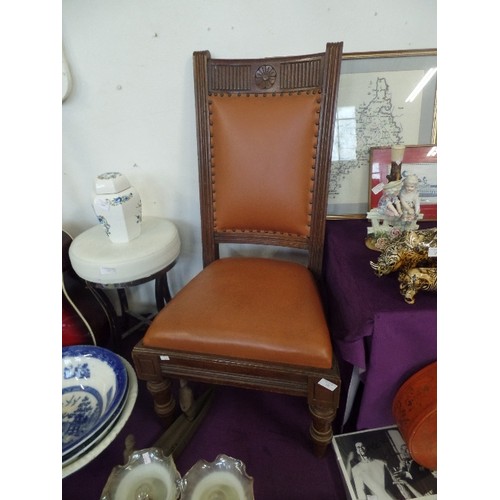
398 267 437 305
370 227 437 304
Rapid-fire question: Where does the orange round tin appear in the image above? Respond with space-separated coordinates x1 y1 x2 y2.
392 361 437 470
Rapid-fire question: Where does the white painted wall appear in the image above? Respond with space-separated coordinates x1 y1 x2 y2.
62 0 437 309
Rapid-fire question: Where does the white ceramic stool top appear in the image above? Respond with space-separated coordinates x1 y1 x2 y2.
69 216 181 286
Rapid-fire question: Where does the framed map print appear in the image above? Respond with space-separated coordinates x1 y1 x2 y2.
327 49 437 218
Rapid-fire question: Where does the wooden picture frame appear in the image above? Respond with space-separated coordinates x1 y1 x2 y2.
369 145 437 221
327 49 437 219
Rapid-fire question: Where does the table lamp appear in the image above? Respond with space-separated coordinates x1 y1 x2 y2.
386 145 405 182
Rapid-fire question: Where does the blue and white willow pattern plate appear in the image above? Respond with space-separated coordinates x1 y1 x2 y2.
62 375 129 467
62 346 128 457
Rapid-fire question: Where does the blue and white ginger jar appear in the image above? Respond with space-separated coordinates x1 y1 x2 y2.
92 172 142 243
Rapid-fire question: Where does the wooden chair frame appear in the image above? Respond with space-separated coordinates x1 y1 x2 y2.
133 42 343 457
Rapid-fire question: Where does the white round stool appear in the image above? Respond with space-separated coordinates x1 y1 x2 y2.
69 216 181 345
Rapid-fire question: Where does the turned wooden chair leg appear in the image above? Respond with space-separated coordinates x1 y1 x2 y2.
309 403 336 457
146 378 176 426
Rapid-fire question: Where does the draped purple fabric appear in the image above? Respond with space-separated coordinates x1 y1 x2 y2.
323 219 437 429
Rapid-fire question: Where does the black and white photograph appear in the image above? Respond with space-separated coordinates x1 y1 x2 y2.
332 426 437 500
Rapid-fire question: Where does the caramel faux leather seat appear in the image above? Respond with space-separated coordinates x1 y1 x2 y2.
132 42 343 456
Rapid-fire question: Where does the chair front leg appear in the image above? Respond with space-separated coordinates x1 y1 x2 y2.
146 377 176 426
307 376 340 457
309 402 336 457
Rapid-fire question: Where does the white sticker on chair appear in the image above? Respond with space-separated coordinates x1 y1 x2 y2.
160 355 170 360
318 378 338 391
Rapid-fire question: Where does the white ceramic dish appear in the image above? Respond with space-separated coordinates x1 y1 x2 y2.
62 346 128 457
62 357 138 478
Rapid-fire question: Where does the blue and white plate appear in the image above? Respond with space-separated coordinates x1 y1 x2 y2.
62 346 128 457
62 371 129 467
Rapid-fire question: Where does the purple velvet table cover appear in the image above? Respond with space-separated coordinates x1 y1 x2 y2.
323 219 437 430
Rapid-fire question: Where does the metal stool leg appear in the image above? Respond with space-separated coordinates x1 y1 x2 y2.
84 282 121 349
155 273 172 312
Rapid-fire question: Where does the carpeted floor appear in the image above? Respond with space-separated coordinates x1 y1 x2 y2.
62 328 350 499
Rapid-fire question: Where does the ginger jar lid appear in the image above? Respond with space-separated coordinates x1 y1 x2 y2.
95 172 131 194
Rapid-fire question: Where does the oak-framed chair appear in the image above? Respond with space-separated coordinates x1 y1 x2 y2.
132 42 343 456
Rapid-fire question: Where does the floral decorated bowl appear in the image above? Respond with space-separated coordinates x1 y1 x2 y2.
181 454 254 500
62 345 128 457
100 447 182 500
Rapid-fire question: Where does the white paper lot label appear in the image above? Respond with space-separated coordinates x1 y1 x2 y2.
318 378 338 391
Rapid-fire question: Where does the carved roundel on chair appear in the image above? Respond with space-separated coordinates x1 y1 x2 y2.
254 64 277 89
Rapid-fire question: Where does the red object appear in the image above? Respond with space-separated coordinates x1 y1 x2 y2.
62 230 111 347
392 361 437 470
62 301 92 346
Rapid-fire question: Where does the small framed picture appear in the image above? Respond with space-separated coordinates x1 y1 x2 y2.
332 425 437 500
369 145 437 221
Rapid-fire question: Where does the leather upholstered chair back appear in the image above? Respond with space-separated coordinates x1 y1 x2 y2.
195 45 342 277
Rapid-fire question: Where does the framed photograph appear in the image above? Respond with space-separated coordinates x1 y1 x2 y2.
369 144 437 221
327 49 437 219
332 425 437 500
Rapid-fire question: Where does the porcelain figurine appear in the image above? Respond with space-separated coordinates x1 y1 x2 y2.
377 180 403 218
366 145 424 245
399 174 421 222
366 176 423 246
